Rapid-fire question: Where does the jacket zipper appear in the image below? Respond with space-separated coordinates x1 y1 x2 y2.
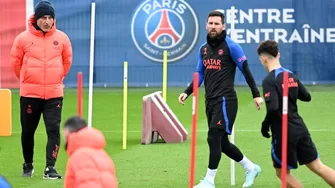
44 33 46 99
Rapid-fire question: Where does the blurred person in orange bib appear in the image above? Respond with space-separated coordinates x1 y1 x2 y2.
63 116 118 188
10 0 72 179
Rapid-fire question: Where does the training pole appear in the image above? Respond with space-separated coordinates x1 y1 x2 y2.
162 50 168 102
281 71 289 188
229 6 236 186
230 125 235 185
88 0 96 128
123 61 128 150
189 72 199 188
77 72 83 117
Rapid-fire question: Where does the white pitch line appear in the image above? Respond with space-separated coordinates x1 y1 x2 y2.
9 129 335 135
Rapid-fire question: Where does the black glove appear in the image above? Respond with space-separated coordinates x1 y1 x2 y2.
261 122 271 138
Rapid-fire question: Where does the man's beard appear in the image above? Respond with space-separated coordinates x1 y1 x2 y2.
208 30 220 38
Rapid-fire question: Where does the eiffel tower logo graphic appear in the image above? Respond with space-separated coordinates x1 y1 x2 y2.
149 10 181 48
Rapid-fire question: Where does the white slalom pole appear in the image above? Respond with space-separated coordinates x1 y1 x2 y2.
230 6 236 186
230 126 235 186
88 0 96 128
26 0 34 29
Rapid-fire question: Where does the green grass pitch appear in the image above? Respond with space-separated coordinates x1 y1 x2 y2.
0 86 334 188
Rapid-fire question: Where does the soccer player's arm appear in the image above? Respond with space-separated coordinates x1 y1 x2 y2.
296 78 311 102
230 42 260 98
184 46 205 96
262 78 279 126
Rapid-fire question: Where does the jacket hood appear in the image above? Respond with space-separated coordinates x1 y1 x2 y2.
66 127 106 156
28 14 56 36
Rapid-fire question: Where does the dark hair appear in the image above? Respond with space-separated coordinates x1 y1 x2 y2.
207 10 225 24
64 116 87 133
257 40 279 58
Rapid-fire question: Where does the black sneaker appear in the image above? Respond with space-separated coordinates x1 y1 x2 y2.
43 166 62 180
22 163 34 177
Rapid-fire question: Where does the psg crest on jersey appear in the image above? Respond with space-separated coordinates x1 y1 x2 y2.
131 0 199 63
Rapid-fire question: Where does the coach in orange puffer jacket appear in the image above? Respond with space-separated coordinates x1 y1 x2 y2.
11 10 72 99
63 116 118 188
10 0 72 179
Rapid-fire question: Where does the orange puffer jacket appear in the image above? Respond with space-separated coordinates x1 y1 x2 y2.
10 14 72 99
64 127 118 188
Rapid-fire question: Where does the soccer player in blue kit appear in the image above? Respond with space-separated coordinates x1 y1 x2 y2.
178 10 263 188
257 39 335 188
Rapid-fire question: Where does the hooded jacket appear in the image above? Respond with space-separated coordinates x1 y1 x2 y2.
64 127 118 188
10 14 72 99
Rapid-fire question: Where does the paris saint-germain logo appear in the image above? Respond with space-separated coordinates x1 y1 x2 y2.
131 0 199 63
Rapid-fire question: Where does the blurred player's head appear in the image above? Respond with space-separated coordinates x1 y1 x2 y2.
206 10 226 38
63 116 87 150
257 40 281 72
34 0 55 32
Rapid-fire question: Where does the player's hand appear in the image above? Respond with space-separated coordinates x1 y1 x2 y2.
178 93 188 105
261 122 271 138
254 97 264 110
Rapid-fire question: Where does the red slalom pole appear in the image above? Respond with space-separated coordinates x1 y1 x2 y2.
189 72 198 188
281 71 289 188
77 72 83 117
